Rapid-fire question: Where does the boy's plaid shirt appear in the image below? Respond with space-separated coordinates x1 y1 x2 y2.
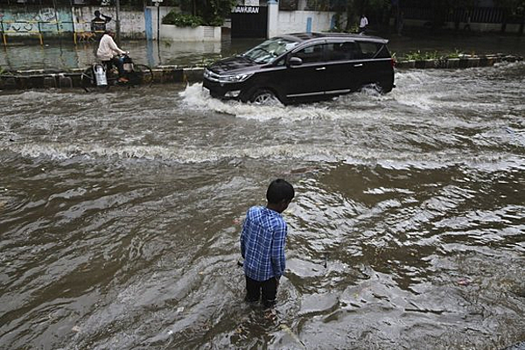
240 206 287 281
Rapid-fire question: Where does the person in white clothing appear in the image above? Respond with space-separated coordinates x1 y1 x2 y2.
359 14 368 34
96 30 128 82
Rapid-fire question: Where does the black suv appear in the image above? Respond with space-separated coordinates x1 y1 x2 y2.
203 32 395 104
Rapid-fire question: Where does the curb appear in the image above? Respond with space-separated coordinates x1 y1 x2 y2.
0 66 205 91
395 54 522 69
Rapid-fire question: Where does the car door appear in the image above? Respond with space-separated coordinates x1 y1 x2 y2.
323 40 360 94
281 42 328 99
355 41 393 89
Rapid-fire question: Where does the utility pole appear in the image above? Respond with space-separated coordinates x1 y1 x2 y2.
152 0 163 40
116 0 121 44
157 1 160 41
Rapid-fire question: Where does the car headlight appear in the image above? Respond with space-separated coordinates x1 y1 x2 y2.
219 73 253 83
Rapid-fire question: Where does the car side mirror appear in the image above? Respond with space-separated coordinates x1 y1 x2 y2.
288 57 303 66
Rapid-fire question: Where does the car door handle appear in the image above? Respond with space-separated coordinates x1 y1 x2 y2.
316 67 326 71
354 63 363 67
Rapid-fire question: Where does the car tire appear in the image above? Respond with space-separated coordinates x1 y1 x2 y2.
250 89 280 105
361 82 387 94
380 82 393 93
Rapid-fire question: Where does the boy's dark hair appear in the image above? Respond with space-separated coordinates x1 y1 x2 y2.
266 179 294 204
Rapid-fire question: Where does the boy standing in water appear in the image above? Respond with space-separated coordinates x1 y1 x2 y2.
240 179 295 308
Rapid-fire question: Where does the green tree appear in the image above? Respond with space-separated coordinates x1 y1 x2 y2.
493 0 525 34
340 0 387 31
345 0 357 31
180 0 237 26
324 0 392 32
418 0 478 30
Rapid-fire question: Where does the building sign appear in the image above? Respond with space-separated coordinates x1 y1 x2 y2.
232 6 260 14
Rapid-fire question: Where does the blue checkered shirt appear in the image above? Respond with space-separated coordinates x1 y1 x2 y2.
240 206 288 282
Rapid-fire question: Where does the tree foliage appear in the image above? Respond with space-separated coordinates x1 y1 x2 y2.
347 0 525 33
493 0 525 9
337 0 391 31
179 0 237 26
162 11 204 26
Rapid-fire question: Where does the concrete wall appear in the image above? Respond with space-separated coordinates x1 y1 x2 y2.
144 6 176 40
1 7 75 36
267 3 341 38
160 25 221 42
71 6 149 38
0 6 177 40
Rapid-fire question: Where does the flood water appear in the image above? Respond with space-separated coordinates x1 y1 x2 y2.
1 61 525 349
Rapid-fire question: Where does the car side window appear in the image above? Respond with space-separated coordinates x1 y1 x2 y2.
358 42 381 59
326 42 357 62
293 44 324 64
375 45 391 58
274 56 286 66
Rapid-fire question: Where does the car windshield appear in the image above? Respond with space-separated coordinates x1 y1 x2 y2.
242 37 299 64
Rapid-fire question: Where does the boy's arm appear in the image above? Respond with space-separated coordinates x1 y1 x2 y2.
240 216 248 259
271 223 287 278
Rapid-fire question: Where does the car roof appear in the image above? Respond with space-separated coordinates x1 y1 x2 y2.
278 32 389 44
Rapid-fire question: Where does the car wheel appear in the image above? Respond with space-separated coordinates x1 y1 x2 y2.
250 89 280 105
360 83 384 94
379 81 393 93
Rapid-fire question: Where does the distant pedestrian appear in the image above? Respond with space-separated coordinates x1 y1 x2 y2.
240 179 295 308
464 11 471 31
396 11 404 35
359 14 368 34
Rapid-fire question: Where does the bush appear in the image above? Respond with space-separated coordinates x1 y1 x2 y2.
162 11 204 27
179 0 236 26
207 16 224 27
404 50 441 60
402 50 467 61
447 49 463 59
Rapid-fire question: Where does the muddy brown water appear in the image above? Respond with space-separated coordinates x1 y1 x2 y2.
1 62 524 349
